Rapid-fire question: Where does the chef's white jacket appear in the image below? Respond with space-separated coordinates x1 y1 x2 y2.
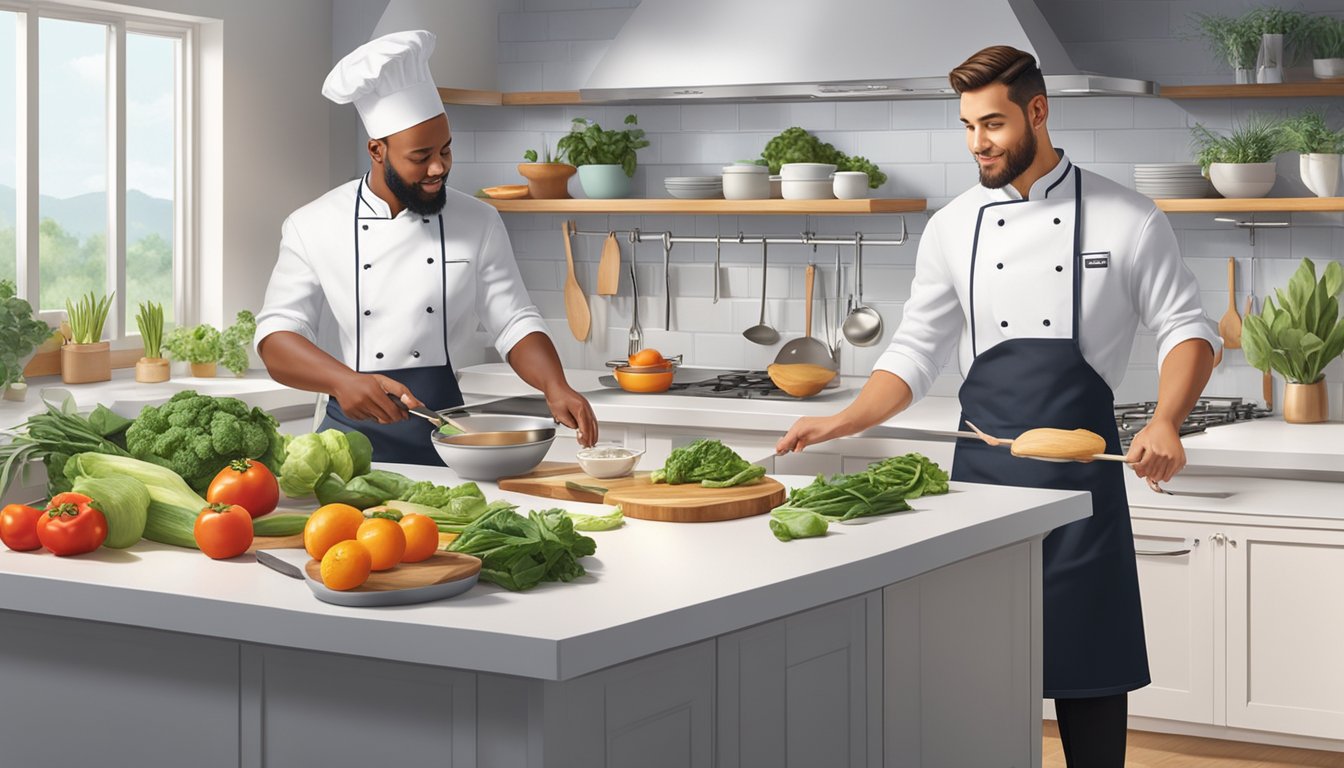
255 177 548 372
875 153 1220 403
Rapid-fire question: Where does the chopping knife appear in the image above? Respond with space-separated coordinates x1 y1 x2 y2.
256 549 306 580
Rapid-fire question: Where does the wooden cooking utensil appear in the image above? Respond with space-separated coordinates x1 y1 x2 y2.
597 231 621 296
962 420 1133 463
562 220 591 341
1220 257 1242 349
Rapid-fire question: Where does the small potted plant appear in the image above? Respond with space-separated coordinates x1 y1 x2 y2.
1307 14 1344 80
0 279 55 401
1245 7 1311 83
134 301 170 383
1194 12 1261 83
61 291 114 384
1191 116 1288 198
517 140 575 200
1279 109 1344 198
164 322 222 378
1242 258 1344 424
219 310 257 377
557 114 650 199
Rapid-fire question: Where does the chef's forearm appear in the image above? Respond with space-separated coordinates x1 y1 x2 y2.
505 332 570 394
1152 338 1215 429
257 331 357 394
836 370 914 434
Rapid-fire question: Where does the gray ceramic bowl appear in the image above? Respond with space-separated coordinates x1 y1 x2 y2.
429 414 556 481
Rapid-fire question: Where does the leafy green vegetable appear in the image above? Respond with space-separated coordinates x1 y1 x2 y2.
447 507 597 591
555 114 650 177
758 127 887 188
0 278 54 390
346 430 373 477
769 507 830 541
64 452 210 548
252 513 311 537
650 439 763 487
564 508 624 531
319 429 355 482
72 474 150 548
783 474 911 521
278 433 329 497
0 394 133 497
864 453 950 499
124 390 283 494
394 480 513 532
163 323 222 364
314 468 415 509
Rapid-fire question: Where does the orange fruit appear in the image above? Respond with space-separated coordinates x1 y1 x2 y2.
356 517 406 571
320 539 372 591
628 348 666 368
398 513 439 563
304 503 365 560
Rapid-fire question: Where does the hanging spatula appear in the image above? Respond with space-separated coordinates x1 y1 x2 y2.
562 220 591 341
597 231 621 296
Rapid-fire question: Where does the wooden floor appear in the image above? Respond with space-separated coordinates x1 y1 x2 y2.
1043 722 1344 767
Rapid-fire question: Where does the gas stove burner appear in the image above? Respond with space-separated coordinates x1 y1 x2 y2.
676 370 837 400
1114 396 1271 449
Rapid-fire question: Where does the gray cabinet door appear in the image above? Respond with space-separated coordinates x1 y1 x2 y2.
718 594 882 768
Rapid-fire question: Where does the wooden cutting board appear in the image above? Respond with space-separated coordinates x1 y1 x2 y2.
498 463 784 523
301 551 481 593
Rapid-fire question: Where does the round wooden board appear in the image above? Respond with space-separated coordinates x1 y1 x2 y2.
302 551 481 593
603 476 786 523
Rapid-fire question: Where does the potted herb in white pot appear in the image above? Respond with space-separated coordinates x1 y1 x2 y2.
0 279 55 401
1280 109 1344 198
61 291 114 384
1307 14 1344 80
1246 8 1311 84
1194 12 1262 83
557 114 650 199
163 322 222 378
134 301 170 383
1242 258 1344 424
1191 117 1288 198
517 141 575 199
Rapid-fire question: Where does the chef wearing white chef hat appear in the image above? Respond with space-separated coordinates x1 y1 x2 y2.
777 46 1219 766
256 30 597 464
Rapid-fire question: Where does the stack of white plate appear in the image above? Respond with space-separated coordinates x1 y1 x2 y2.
664 176 723 199
1133 163 1213 199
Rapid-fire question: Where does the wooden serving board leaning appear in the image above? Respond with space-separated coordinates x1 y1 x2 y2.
499 463 784 523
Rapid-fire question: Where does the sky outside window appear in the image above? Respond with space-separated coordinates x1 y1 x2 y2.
1 12 16 287
125 32 176 326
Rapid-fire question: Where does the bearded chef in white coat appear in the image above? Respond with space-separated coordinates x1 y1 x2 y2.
255 30 597 464
777 46 1218 767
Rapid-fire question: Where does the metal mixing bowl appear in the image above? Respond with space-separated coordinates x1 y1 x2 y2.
428 414 557 480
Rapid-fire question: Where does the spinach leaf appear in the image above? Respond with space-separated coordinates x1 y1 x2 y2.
650 439 762 487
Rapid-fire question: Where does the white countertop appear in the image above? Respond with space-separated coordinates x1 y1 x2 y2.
0 464 1088 681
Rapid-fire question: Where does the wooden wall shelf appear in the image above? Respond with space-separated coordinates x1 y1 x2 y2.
439 88 586 106
479 198 926 215
1154 197 1344 213
1160 82 1344 99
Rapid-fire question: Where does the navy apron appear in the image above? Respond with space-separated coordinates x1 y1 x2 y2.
951 167 1150 699
318 178 465 465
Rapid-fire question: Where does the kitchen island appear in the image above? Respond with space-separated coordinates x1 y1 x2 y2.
0 463 1089 768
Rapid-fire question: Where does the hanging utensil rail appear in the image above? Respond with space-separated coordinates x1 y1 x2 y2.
566 218 908 248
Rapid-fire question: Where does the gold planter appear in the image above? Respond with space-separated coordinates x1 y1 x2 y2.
135 357 171 383
61 342 112 384
516 162 576 199
1283 379 1328 424
189 361 218 378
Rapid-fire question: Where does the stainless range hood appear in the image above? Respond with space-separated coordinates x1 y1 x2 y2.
581 0 1156 102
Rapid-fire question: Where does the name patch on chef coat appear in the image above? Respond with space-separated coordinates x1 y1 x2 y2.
1083 252 1110 269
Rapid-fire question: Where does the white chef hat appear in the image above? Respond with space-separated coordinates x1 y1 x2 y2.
322 30 445 140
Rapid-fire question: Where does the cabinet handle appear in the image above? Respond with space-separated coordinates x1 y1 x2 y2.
1136 547 1191 557
1211 533 1226 545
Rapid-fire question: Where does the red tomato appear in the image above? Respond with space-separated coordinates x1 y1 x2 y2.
193 503 255 559
36 493 108 556
0 503 45 551
206 458 280 518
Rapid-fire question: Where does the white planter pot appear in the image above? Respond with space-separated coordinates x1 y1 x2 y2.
1313 58 1344 80
1209 162 1277 198
1256 33 1284 83
1299 153 1341 198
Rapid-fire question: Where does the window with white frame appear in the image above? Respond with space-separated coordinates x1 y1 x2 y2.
1 3 192 344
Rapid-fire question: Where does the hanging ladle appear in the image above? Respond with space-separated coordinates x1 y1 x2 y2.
842 234 883 347
743 238 780 345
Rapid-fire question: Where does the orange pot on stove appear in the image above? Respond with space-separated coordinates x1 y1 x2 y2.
613 365 674 393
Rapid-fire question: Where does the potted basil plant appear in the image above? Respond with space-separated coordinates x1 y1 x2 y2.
1191 116 1288 198
557 114 650 199
0 279 55 401
1279 110 1344 198
1242 258 1344 424
517 140 576 200
164 322 223 378
134 301 170 383
62 291 114 384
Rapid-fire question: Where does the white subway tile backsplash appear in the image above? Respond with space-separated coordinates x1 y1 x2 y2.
497 61 547 91
546 8 634 41
892 101 952 130
835 101 890 131
1052 131 1096 163
498 12 549 42
1132 97 1189 128
739 103 836 132
853 131 932 164
499 41 570 63
1054 97 1135 130
680 104 740 132
543 60 600 90
931 131 968 163
1094 129 1192 162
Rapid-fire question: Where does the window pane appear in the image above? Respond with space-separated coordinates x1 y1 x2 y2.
0 12 16 288
126 33 176 329
39 18 107 313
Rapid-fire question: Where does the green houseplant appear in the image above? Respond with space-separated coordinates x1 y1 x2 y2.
134 301 170 383
557 114 650 199
1307 15 1344 78
517 139 575 199
164 322 223 378
758 126 888 189
1242 258 1344 423
1245 7 1312 82
0 279 55 401
1280 109 1344 197
61 291 114 384
1193 12 1262 82
1190 116 1289 198
219 310 257 377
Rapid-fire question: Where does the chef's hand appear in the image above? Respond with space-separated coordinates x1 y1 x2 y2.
332 373 424 424
546 386 598 448
1126 419 1186 487
776 415 846 454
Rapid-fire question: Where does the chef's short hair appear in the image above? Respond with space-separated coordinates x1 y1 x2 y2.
948 46 1046 113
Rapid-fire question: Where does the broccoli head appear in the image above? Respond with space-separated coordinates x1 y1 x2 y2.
125 390 282 493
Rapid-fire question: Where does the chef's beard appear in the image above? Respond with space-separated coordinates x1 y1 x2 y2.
384 162 447 216
977 130 1037 190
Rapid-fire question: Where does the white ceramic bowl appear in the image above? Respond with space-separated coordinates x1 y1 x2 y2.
833 171 869 199
428 414 556 481
575 444 646 479
780 162 837 180
722 169 770 199
1208 162 1276 198
781 178 835 200
769 175 783 198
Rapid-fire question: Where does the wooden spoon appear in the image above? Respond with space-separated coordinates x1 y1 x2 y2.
597 231 621 296
562 220 590 341
962 420 1133 463
1220 257 1242 349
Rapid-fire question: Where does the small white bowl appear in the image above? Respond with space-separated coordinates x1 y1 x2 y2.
576 445 645 479
833 171 869 199
780 162 837 180
781 178 835 200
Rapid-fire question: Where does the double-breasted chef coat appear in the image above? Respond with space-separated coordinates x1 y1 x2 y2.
255 176 548 464
875 151 1220 698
